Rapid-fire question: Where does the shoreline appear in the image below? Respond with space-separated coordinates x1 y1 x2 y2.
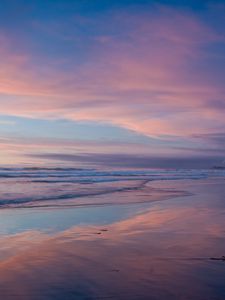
1 178 225 299
0 178 192 211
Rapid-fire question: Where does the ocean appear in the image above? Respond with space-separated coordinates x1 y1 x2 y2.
0 167 224 208
1 168 225 299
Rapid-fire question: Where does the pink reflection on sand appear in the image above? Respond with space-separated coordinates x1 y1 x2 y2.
0 179 225 299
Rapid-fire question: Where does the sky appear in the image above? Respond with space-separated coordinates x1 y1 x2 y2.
0 0 225 168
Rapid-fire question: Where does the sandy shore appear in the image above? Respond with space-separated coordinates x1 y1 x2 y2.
0 178 225 299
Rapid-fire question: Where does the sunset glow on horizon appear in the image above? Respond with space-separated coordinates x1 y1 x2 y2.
0 0 225 168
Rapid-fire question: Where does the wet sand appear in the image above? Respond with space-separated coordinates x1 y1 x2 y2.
0 178 225 299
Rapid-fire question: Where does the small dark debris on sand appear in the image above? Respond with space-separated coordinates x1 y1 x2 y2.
92 229 108 235
210 256 225 261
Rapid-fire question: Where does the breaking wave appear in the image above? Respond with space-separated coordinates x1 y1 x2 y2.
0 167 224 208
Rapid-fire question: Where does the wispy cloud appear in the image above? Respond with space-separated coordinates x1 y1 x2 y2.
0 4 225 164
29 152 224 169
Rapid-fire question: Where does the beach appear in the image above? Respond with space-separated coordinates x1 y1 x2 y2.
0 176 225 299
1 0 225 298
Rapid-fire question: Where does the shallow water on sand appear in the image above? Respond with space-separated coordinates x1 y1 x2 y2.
0 178 225 299
0 167 224 208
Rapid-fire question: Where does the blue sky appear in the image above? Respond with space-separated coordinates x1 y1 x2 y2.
0 0 225 167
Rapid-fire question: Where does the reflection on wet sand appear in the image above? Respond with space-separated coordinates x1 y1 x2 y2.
0 179 225 299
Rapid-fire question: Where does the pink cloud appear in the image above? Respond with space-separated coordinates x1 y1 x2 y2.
0 7 224 138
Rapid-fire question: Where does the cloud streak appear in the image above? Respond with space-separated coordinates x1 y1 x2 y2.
0 6 224 138
0 3 225 164
29 152 224 169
